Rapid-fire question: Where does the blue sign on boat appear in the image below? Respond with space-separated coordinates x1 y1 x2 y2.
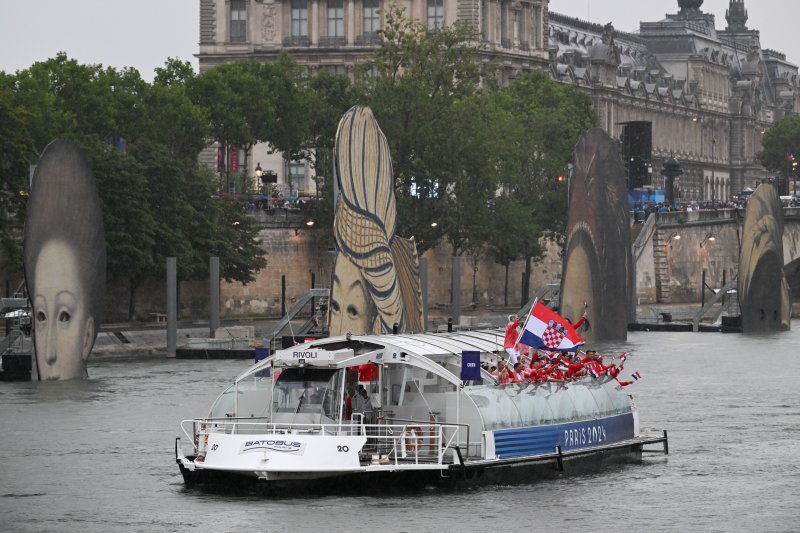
461 351 481 381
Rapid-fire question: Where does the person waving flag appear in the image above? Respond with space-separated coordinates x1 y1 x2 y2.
518 301 585 351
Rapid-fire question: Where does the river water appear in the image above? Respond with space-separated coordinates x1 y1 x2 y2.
1 330 798 533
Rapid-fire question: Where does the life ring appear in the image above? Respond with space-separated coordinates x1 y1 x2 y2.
403 424 423 453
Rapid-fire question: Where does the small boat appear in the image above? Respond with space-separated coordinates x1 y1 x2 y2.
175 330 667 493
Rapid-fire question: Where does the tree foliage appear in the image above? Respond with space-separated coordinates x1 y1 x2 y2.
356 7 494 252
0 84 36 271
761 115 800 177
2 54 267 318
2 24 599 316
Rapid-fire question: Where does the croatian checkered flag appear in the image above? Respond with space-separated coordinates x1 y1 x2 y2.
518 302 585 351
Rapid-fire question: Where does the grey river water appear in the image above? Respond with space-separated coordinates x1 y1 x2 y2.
1 330 799 532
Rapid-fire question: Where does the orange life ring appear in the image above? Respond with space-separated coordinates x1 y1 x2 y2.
404 425 423 453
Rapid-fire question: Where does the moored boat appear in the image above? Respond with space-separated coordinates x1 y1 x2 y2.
175 330 667 493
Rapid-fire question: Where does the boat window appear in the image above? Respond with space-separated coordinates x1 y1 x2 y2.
235 375 274 419
519 383 556 425
272 367 339 417
603 380 633 414
464 379 631 431
209 383 237 419
565 383 601 418
586 380 615 413
209 375 275 419
465 385 522 429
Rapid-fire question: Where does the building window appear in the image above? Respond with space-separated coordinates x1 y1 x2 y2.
328 0 344 38
324 65 347 76
359 65 378 79
230 0 246 43
364 0 379 35
292 0 308 37
289 160 305 193
427 0 443 30
322 65 347 76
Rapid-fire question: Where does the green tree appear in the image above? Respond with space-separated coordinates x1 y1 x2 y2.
7 55 268 318
441 91 519 256
189 56 309 193
485 196 540 306
498 72 597 298
0 85 36 274
87 139 157 319
357 7 494 252
304 70 357 245
761 115 800 186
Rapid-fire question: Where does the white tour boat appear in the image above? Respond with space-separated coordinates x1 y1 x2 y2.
175 330 667 493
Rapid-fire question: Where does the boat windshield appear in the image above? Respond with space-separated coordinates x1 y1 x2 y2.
208 371 274 419
272 367 341 423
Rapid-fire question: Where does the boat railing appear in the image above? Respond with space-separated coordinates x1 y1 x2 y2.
180 417 470 468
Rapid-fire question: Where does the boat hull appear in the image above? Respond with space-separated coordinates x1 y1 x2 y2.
177 436 661 495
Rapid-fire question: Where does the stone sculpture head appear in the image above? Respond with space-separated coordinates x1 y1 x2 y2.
24 140 106 380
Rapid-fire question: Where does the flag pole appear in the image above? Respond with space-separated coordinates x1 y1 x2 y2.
513 297 537 349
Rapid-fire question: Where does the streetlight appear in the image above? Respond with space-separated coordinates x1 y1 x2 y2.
700 233 716 248
666 232 681 249
255 163 263 193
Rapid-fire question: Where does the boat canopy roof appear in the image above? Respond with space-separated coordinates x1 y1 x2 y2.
235 329 507 384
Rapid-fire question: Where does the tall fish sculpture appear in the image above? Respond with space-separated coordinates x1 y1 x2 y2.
738 184 791 332
560 128 632 341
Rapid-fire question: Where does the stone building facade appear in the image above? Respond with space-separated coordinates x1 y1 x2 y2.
198 0 799 202
198 0 551 193
549 0 800 202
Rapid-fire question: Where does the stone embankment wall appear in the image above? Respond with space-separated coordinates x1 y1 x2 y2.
635 208 800 304
101 228 565 321
9 209 797 321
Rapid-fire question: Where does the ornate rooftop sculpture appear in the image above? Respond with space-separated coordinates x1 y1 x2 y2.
678 0 704 14
725 0 748 32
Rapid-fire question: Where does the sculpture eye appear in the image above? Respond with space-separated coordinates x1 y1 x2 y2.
347 304 359 318
58 311 71 323
36 311 46 322
330 300 341 313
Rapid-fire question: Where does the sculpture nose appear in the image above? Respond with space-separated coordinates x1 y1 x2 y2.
45 324 57 364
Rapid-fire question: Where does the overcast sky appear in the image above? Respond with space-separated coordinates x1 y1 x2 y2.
0 0 797 80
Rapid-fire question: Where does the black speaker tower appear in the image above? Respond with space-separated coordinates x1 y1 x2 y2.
620 121 652 190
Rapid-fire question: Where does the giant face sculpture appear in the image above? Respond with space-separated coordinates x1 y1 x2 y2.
24 140 106 380
560 128 632 341
329 106 422 336
738 184 791 332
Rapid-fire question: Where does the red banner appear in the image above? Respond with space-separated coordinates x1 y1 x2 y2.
228 146 239 173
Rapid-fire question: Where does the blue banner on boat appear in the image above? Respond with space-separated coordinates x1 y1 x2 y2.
255 347 270 363
461 351 481 381
493 412 635 458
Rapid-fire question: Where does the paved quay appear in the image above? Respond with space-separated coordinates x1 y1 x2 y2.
88 303 716 358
